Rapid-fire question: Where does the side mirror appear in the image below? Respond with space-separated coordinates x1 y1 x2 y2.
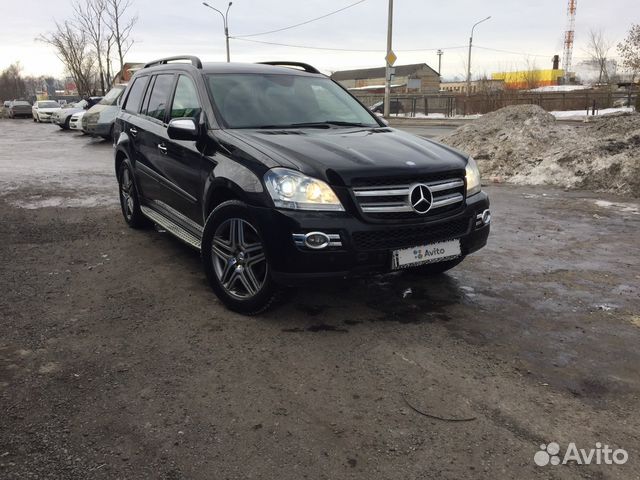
379 117 389 126
167 118 199 141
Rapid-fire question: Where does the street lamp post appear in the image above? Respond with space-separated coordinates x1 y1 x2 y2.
203 1 233 62
466 16 491 96
383 0 394 118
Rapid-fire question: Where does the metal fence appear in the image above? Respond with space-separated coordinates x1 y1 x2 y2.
352 89 637 117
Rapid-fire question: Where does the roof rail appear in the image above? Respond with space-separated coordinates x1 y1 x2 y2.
143 56 203 69
257 61 321 74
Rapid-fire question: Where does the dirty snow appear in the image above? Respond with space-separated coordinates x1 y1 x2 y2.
550 107 635 120
439 105 640 197
528 85 592 93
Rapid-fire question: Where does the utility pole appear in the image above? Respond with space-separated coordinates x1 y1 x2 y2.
466 16 491 96
383 0 394 118
437 49 443 76
203 2 233 62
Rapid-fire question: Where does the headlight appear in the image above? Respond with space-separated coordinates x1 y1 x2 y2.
264 168 344 211
465 157 481 196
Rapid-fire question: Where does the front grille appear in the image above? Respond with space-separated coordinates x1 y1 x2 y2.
352 217 471 251
352 175 466 221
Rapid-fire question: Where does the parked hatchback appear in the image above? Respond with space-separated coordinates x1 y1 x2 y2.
114 57 490 314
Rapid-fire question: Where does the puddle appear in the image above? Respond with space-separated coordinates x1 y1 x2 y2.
594 199 639 215
282 324 348 333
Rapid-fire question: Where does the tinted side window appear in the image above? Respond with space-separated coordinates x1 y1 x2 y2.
170 75 202 120
146 74 174 122
123 77 148 113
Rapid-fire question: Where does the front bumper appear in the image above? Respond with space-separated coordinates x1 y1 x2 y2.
254 191 490 284
84 121 111 136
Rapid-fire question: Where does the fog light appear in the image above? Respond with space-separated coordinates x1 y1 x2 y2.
305 232 330 249
482 209 491 225
292 232 343 249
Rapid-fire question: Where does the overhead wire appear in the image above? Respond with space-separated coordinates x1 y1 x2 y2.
233 0 367 38
230 37 467 53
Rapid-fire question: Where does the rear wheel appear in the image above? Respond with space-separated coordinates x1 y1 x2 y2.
408 257 465 276
117 161 148 228
202 201 283 315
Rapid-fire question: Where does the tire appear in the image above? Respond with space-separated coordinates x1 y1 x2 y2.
407 256 465 276
117 161 148 229
62 117 71 130
201 200 283 315
33 116 37 122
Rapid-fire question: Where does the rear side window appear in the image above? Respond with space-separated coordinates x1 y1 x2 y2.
145 74 174 122
170 75 202 120
123 77 148 113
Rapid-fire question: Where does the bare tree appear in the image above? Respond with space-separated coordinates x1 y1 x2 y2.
106 0 138 76
618 24 640 81
39 21 96 96
74 0 108 94
522 58 540 90
0 62 26 101
617 23 640 110
586 29 613 84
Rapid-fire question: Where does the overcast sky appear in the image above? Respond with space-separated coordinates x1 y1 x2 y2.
0 0 636 80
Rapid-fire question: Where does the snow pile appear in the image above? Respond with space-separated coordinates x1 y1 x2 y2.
439 105 640 197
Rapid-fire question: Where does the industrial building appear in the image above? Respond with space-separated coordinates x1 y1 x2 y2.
491 69 565 90
331 63 440 94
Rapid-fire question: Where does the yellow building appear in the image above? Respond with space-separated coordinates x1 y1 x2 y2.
491 69 564 89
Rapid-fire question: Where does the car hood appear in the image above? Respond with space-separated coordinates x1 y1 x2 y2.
226 127 468 185
85 104 118 122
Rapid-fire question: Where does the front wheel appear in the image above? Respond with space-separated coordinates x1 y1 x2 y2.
202 201 283 315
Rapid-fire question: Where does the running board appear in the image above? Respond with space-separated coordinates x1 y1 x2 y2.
140 205 202 251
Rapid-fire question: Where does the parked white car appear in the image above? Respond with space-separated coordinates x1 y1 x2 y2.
32 100 61 122
69 111 86 131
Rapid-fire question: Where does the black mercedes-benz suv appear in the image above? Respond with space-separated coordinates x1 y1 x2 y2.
114 56 490 314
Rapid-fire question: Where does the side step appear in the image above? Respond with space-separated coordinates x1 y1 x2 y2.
140 205 202 251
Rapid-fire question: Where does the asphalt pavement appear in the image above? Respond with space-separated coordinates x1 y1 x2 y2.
1 118 639 480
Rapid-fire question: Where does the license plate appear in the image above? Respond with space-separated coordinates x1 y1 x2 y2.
391 239 461 270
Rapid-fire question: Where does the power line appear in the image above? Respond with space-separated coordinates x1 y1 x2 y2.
231 37 467 53
233 0 367 38
474 45 558 59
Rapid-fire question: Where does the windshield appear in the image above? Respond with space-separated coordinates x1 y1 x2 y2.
98 86 125 106
38 101 59 108
13 101 30 106
205 74 379 129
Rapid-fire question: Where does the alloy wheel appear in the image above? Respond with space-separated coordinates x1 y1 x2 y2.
211 218 267 299
120 168 134 221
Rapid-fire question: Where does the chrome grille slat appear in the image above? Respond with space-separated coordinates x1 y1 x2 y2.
352 176 465 218
431 193 464 209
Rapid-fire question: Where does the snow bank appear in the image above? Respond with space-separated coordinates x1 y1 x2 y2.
439 105 640 197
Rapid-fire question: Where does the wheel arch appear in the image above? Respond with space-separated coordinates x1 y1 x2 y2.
203 178 249 219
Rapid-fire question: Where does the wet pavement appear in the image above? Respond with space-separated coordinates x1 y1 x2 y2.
1 118 639 479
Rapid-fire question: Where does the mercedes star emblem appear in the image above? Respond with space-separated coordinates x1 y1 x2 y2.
409 184 433 214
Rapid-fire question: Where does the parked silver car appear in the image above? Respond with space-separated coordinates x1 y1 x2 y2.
83 85 126 140
52 97 102 129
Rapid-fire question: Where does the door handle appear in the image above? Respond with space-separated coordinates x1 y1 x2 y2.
129 127 138 136
158 143 168 154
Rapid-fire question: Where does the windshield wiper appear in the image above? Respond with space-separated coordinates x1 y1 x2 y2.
318 121 379 127
256 123 331 129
